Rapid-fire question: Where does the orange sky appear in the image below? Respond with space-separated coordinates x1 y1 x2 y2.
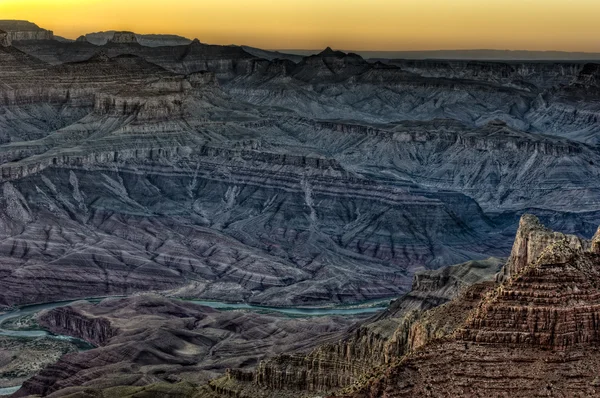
0 0 599 51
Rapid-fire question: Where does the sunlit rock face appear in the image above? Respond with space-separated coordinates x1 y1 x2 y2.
213 217 600 398
335 215 600 398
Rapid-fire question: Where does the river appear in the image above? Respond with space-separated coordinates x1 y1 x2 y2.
0 298 388 338
0 296 387 395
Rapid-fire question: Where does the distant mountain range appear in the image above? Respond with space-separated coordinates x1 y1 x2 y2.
80 31 192 47
2 19 599 60
280 49 600 61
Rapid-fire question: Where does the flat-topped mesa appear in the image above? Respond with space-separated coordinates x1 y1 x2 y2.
0 30 10 47
108 31 139 44
499 214 588 281
0 20 53 41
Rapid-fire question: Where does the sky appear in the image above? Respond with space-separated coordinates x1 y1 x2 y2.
0 0 599 52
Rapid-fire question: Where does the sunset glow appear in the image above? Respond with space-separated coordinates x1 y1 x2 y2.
0 0 598 51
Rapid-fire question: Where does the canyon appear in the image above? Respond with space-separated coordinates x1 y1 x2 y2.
0 19 599 397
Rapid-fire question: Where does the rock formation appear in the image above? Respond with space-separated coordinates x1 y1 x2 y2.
0 20 53 41
14 295 362 397
0 30 11 47
499 214 588 280
108 31 139 44
83 30 192 46
194 215 600 398
336 215 600 397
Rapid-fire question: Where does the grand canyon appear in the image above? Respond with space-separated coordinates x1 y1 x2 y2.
0 14 599 397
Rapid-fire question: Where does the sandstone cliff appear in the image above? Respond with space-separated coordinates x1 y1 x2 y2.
339 215 600 397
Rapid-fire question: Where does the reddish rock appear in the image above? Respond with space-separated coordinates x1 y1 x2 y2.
340 215 600 397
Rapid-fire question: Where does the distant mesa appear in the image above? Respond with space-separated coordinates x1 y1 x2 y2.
108 31 139 45
83 30 191 46
0 30 11 47
76 35 89 43
0 20 53 41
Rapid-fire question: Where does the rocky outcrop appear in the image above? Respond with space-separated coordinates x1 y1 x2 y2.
591 226 600 253
37 305 116 346
108 31 139 44
93 91 187 119
339 215 600 397
574 63 600 88
459 227 600 350
500 214 587 280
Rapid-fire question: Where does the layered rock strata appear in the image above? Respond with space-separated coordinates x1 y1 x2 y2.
204 258 502 397
339 215 600 397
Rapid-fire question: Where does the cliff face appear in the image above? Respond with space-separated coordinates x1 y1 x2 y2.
209 258 502 397
339 215 600 397
37 305 117 346
204 215 600 398
500 214 588 280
